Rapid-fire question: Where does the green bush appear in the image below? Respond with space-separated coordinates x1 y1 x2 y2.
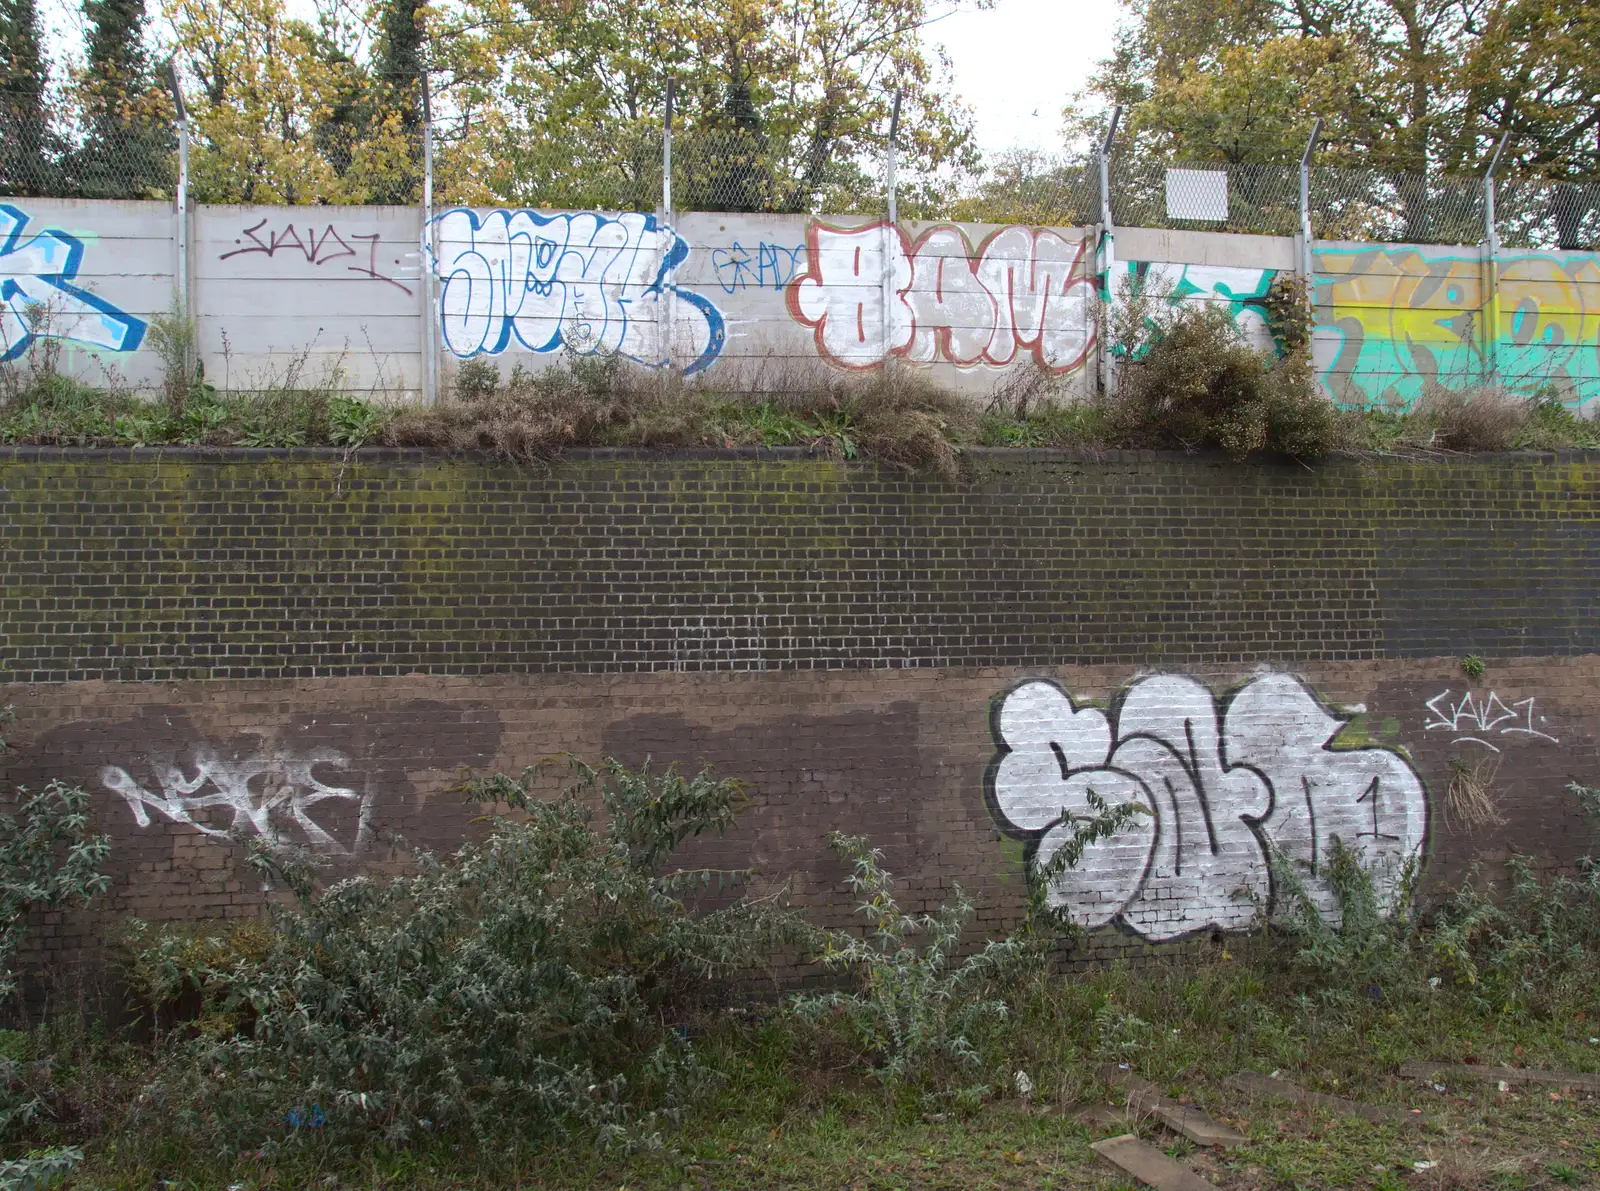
0 728 111 1191
1268 838 1424 1003
1104 301 1337 460
791 798 1144 1091
792 833 1026 1092
1428 782 1600 1012
131 758 807 1154
1100 274 1337 460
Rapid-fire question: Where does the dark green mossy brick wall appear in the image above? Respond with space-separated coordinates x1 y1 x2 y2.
2 447 1598 682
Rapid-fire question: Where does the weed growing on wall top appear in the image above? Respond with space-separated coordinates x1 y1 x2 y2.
125 757 808 1155
145 300 201 419
1412 384 1532 451
1101 296 1338 460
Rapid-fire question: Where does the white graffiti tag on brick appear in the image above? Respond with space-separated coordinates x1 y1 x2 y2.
101 745 372 855
986 674 1427 939
1423 689 1558 752
785 220 1095 373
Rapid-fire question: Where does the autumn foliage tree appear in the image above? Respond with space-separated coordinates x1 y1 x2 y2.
1073 0 1600 179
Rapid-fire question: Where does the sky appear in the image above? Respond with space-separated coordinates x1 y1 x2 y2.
925 0 1122 158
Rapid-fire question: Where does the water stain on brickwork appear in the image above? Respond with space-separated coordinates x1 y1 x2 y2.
603 701 926 894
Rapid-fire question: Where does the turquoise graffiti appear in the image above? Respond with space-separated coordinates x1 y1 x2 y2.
1316 246 1600 407
0 203 147 363
1112 261 1279 356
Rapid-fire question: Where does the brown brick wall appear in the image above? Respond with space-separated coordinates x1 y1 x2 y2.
3 660 1596 980
2 449 1599 980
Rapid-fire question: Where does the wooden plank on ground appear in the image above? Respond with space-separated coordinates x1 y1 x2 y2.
1228 1071 1424 1127
1091 1134 1221 1191
1102 1067 1250 1149
1074 1102 1130 1129
1398 1061 1600 1093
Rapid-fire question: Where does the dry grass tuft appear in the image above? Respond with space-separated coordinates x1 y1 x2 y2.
383 355 716 461
1445 757 1507 832
1410 384 1531 452
383 355 977 477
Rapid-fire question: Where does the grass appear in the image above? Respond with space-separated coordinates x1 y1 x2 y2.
26 938 1600 1190
4 350 1599 470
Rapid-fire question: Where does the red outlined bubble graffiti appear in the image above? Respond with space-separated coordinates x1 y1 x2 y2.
784 219 1096 375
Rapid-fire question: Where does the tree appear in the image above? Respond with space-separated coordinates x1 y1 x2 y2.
168 0 416 203
75 0 176 198
427 0 988 211
0 0 58 195
1069 0 1600 242
367 0 425 202
1078 0 1600 177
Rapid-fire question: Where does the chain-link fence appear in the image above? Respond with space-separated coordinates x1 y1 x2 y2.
1308 166 1484 245
0 90 177 200
1109 155 1302 237
948 152 1097 226
667 125 891 216
5 86 1600 251
1494 177 1600 251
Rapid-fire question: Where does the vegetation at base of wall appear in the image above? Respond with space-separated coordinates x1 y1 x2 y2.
382 356 974 477
3 314 1599 466
112 758 810 1156
0 725 112 1190
0 750 1594 1188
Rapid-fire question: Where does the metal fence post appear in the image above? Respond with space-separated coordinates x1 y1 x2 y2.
421 73 438 406
167 65 191 377
662 78 676 375
881 90 901 369
1096 105 1121 396
1299 118 1321 284
1482 132 1509 384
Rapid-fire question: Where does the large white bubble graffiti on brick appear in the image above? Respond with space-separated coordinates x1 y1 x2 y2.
985 674 1427 939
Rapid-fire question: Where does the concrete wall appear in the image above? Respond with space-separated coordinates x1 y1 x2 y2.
1 199 173 392
193 205 426 397
2 450 1599 976
4 196 1599 409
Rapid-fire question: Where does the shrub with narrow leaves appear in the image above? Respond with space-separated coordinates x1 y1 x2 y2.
792 800 1142 1090
132 758 807 1153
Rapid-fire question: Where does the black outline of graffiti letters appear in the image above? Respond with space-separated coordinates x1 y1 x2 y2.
219 219 414 295
985 673 1428 941
1423 688 1558 752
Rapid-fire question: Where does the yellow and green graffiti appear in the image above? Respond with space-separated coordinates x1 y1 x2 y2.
1315 246 1600 408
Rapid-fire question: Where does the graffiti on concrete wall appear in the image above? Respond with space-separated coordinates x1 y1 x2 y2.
712 240 805 294
785 220 1097 373
0 203 147 362
1115 261 1279 354
1423 688 1558 752
1316 247 1600 406
428 208 727 375
985 673 1427 939
102 743 372 856
219 217 414 295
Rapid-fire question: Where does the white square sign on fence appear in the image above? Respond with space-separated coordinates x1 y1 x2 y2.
1166 169 1230 221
